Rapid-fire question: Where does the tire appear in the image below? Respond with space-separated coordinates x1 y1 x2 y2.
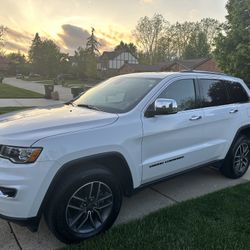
220 135 250 179
44 165 122 244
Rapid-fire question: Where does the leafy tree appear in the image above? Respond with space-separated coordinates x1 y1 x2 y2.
29 34 63 77
0 25 6 55
133 14 168 64
39 39 61 77
73 47 97 79
7 52 30 75
214 0 250 82
183 31 210 59
199 18 222 51
115 41 137 55
86 28 100 56
28 33 43 73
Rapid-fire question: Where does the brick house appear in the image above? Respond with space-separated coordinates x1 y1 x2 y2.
118 58 221 75
161 58 221 72
119 63 166 75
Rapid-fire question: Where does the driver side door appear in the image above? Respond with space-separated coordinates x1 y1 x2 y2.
141 78 205 183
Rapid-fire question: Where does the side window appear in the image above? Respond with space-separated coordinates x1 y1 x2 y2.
159 79 196 111
226 81 249 104
199 79 228 107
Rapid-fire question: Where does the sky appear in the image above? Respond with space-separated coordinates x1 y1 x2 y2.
0 0 228 55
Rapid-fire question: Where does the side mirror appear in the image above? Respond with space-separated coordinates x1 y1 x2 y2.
145 98 178 117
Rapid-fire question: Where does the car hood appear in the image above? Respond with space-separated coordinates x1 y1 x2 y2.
0 105 118 146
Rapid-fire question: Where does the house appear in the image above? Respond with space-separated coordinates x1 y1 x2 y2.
118 58 221 75
0 56 10 73
119 63 167 75
161 58 221 72
97 51 139 72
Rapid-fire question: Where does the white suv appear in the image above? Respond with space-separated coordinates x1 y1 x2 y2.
0 71 250 243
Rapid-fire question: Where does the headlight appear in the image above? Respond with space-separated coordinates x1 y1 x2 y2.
0 145 42 164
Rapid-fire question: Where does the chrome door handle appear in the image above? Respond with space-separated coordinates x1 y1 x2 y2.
229 109 238 114
189 115 202 121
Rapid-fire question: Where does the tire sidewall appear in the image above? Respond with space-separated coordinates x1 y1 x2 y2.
225 135 250 178
46 167 122 244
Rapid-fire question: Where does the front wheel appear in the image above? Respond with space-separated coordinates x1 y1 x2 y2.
44 166 122 244
220 135 250 179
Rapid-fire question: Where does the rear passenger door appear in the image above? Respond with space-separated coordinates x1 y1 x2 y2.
197 78 245 162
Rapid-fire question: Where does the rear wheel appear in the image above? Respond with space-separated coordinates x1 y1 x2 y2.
220 135 250 179
44 166 122 244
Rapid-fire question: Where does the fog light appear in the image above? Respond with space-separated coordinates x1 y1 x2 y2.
0 187 17 198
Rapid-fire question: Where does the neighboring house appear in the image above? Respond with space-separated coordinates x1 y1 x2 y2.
0 56 10 73
161 58 221 72
97 51 139 72
119 63 166 75
118 58 221 75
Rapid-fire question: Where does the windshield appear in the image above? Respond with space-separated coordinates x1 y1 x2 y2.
73 76 162 113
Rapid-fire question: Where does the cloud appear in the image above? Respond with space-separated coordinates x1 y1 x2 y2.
4 41 29 53
6 27 33 43
57 24 90 50
4 27 34 54
57 24 114 54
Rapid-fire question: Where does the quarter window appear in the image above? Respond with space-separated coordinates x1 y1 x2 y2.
226 81 249 104
199 79 228 107
159 79 196 111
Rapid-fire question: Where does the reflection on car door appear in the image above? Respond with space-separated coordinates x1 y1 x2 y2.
141 78 205 183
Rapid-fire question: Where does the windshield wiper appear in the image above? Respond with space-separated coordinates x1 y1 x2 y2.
77 104 102 111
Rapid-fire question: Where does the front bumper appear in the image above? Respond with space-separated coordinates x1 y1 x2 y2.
0 158 58 219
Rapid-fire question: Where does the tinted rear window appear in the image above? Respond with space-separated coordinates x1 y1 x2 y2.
226 81 249 104
199 79 228 107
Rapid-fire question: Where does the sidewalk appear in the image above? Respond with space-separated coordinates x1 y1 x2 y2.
1 167 249 250
0 98 63 107
3 77 73 102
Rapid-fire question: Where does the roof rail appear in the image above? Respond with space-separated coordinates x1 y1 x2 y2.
180 70 231 77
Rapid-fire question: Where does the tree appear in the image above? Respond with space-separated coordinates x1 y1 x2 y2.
29 33 43 73
7 52 30 75
199 18 222 51
133 14 168 64
0 26 6 55
183 31 210 59
214 0 250 82
73 47 97 79
39 39 62 77
115 41 137 55
86 27 100 56
29 34 63 77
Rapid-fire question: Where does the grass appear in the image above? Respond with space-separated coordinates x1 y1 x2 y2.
66 182 250 250
0 83 44 98
0 107 31 115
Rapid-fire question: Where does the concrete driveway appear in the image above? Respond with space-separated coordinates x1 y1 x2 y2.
1 167 249 250
3 78 73 102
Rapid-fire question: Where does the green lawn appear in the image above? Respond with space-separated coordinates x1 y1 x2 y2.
0 107 31 115
67 182 250 250
0 83 44 98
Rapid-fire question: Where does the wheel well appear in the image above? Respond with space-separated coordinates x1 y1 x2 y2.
238 126 250 139
38 152 134 219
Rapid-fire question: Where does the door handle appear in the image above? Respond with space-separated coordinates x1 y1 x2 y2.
229 109 238 114
189 115 202 121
